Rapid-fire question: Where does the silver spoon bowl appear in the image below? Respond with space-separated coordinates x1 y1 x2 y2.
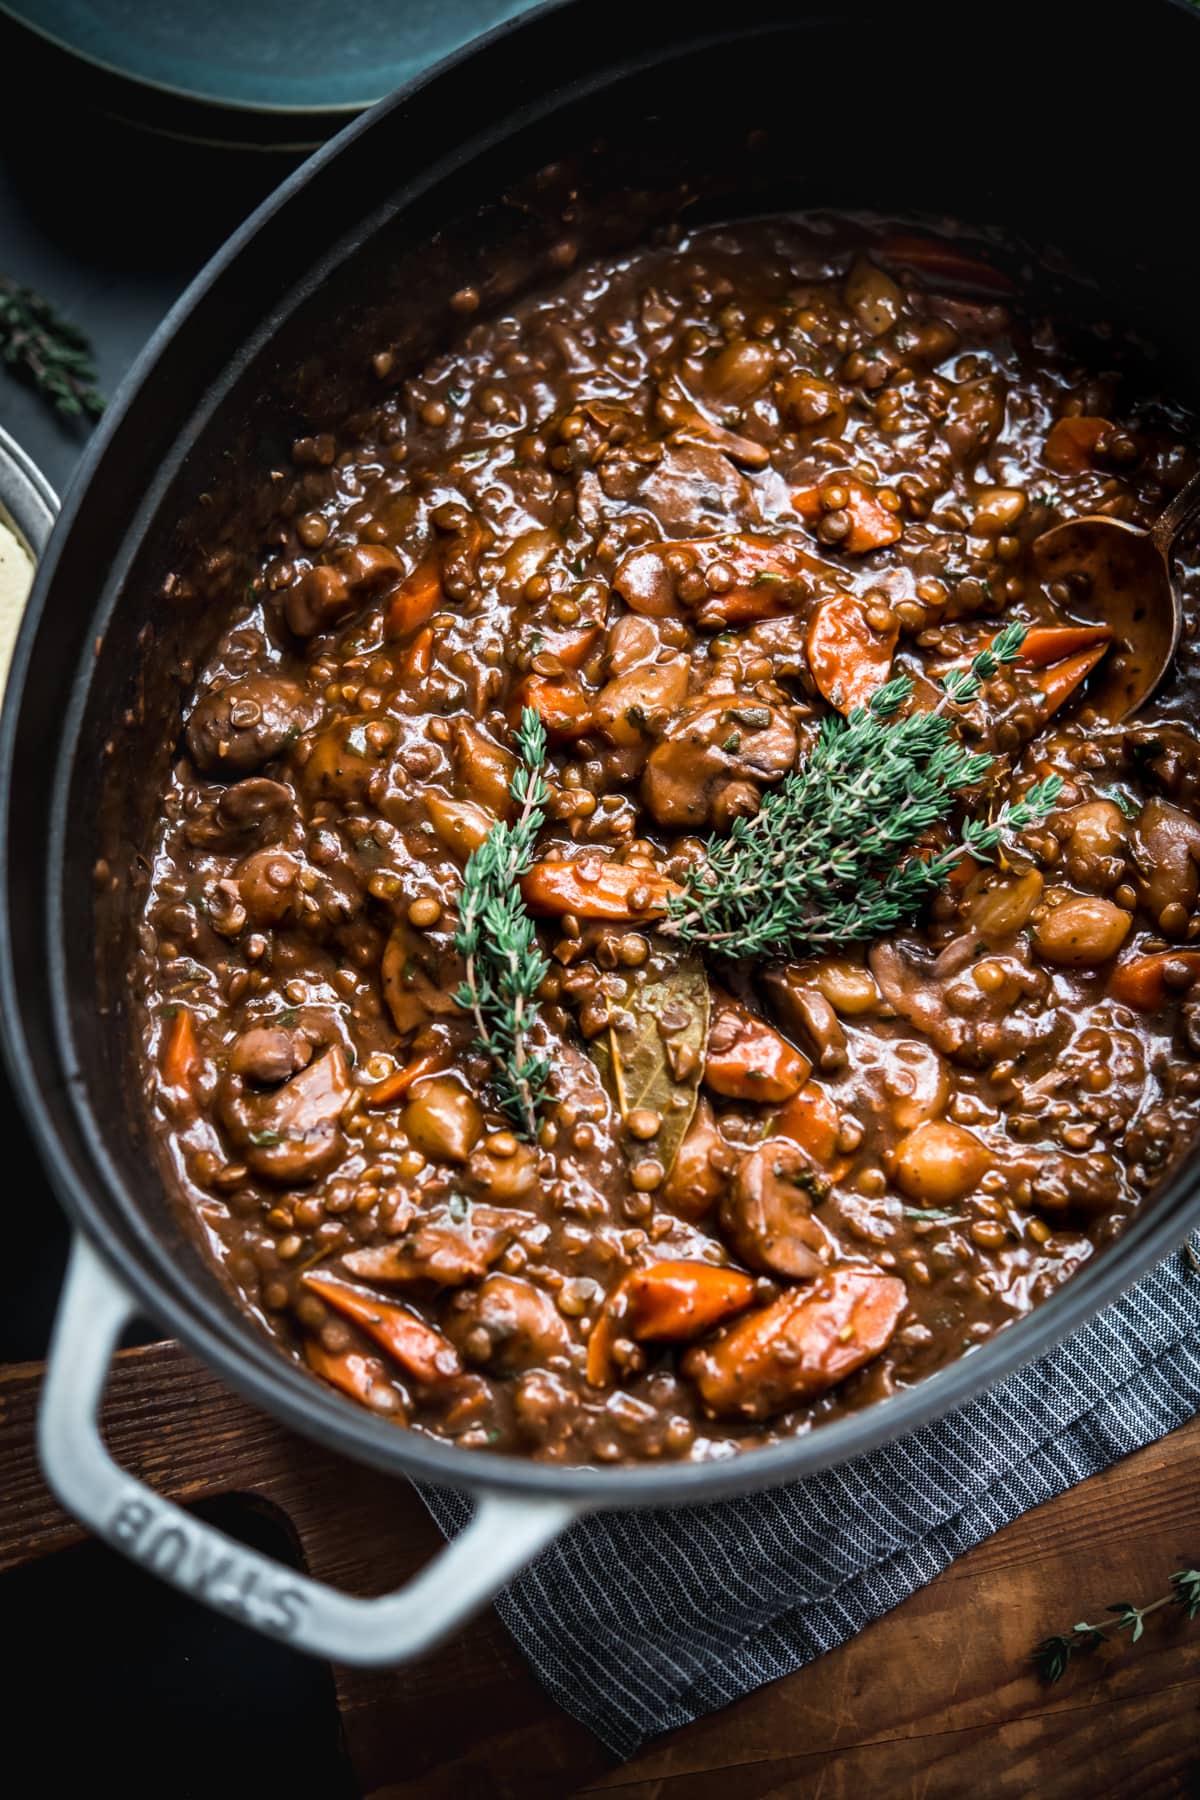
1032 464 1200 722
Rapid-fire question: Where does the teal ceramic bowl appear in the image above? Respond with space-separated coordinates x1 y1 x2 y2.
0 0 535 142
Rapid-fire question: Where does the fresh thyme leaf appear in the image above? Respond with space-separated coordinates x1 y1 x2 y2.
0 277 104 420
1172 1568 1200 1619
1033 1567 1200 1682
664 627 1061 960
1103 786 1140 820
453 707 551 1139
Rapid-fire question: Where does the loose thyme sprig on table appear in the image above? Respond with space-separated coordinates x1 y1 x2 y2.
664 621 1062 960
453 707 552 1139
0 276 104 421
1033 1567 1200 1684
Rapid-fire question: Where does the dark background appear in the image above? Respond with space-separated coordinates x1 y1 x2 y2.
0 50 362 1800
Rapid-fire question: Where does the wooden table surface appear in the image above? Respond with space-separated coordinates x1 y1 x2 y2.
2 1340 1197 1798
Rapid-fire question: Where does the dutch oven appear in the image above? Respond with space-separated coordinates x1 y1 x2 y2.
4 0 1200 1665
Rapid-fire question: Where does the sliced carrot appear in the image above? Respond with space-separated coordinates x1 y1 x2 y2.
384 556 443 640
1018 624 1113 667
303 1274 462 1385
397 623 435 679
507 672 596 739
520 858 681 921
694 539 811 629
586 1260 756 1386
160 1007 201 1094
807 590 899 713
304 1340 395 1407
775 1082 849 1175
541 623 603 669
948 852 984 893
876 236 1016 294
1109 951 1200 1010
613 536 806 629
1032 642 1110 719
1043 416 1112 475
683 1268 908 1418
705 997 811 1103
363 1047 452 1110
793 477 901 555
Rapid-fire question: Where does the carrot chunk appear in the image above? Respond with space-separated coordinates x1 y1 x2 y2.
363 1047 452 1110
807 589 899 713
303 1274 462 1385
775 1081 848 1174
541 623 603 669
793 477 902 555
876 236 1016 293
613 535 808 629
304 1340 396 1407
520 858 681 921
1018 624 1113 667
586 1260 757 1386
384 557 443 639
1109 950 1200 1010
683 1268 907 1418
1043 417 1112 475
1032 642 1111 719
397 623 435 679
160 1008 202 1094
705 996 811 1103
507 672 596 739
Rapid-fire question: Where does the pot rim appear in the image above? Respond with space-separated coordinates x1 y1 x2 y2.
0 424 57 558
6 0 1200 1508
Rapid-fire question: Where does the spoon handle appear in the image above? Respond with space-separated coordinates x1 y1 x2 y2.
1150 464 1200 553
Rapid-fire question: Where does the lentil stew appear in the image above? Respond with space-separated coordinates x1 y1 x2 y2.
134 219 1200 1466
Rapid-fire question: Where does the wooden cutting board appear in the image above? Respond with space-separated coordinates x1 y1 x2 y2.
1 1336 1197 1797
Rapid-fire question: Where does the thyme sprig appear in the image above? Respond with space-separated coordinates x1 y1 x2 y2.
453 708 551 1139
1033 1568 1200 1684
0 276 104 421
664 622 1061 959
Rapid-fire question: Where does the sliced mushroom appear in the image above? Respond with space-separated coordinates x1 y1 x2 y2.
237 846 303 928
185 674 317 776
869 938 966 1057
344 1205 529 1287
381 919 465 1036
301 718 391 805
220 1043 351 1183
1131 797 1200 930
626 441 755 533
761 967 848 1072
284 544 403 637
229 1025 313 1085
642 695 797 829
591 656 690 748
719 1140 839 1279
447 1274 572 1372
183 777 296 852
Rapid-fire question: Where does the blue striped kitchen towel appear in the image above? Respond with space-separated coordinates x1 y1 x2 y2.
424 1238 1200 1758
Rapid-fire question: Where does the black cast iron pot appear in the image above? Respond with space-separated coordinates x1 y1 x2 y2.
5 0 1200 1664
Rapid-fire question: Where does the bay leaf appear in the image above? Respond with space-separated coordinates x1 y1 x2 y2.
591 949 709 1180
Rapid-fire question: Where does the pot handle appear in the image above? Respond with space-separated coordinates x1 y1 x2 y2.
39 1233 579 1665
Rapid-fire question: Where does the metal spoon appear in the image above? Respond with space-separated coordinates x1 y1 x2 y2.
1032 465 1200 721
